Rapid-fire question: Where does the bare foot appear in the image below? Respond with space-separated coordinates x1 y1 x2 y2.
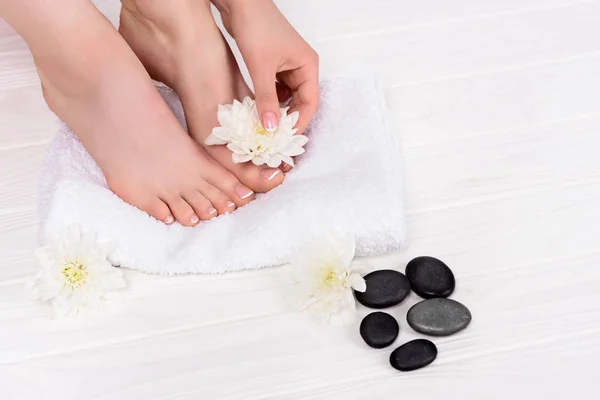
33 2 255 226
119 0 285 193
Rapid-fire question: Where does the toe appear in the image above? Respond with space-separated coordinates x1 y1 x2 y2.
280 163 293 173
237 163 284 193
259 167 284 184
146 198 175 225
202 161 256 206
233 181 255 202
208 146 284 194
183 190 217 221
164 195 199 226
200 183 238 215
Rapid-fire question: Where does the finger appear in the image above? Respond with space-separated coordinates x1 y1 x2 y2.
281 62 319 135
276 81 292 103
249 65 281 132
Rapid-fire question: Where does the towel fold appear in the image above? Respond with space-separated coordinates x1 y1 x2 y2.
37 74 405 274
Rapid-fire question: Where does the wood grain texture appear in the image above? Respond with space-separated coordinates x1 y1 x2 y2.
1 0 599 399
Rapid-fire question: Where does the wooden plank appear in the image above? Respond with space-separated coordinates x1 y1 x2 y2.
316 1 600 83
0 252 598 398
402 115 600 211
0 142 46 211
387 55 600 145
0 86 56 148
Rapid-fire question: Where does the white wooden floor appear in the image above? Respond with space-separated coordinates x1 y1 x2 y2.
2 1 600 398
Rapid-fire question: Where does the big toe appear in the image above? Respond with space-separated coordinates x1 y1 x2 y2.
208 146 284 193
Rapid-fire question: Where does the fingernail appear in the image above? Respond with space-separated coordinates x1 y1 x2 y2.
190 214 199 224
227 201 236 208
261 168 281 181
208 207 217 215
164 215 174 224
262 112 278 132
235 184 254 199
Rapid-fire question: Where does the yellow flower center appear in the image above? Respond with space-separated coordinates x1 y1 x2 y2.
61 261 88 289
322 266 348 289
254 125 272 136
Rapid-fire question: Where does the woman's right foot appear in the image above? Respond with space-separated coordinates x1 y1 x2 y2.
33 2 255 226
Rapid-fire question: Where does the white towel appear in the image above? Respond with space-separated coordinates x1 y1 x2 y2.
37 74 406 274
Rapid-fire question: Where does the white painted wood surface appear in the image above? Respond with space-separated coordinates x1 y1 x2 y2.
1 0 600 398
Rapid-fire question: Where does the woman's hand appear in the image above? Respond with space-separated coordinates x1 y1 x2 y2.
214 0 319 136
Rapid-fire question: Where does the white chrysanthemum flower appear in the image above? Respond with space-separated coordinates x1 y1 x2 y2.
290 232 366 323
205 96 308 168
31 226 126 317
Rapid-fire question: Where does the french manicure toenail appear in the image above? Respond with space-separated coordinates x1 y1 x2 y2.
261 168 281 181
190 215 199 224
227 201 236 208
208 207 217 215
235 184 254 199
263 112 278 132
164 215 174 224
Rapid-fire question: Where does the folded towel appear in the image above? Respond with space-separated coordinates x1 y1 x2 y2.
37 74 406 274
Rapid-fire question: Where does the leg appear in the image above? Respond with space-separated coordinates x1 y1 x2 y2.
119 0 285 193
1 0 255 226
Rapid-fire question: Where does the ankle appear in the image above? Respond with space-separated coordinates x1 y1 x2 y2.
211 0 254 14
121 0 212 38
34 35 117 99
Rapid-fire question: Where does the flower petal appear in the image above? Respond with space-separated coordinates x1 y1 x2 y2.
204 134 228 146
349 273 366 292
292 135 309 147
280 155 295 167
252 155 266 166
211 127 233 141
242 96 255 109
216 104 233 127
281 145 305 157
267 154 283 168
232 153 254 163
288 111 300 127
227 142 248 154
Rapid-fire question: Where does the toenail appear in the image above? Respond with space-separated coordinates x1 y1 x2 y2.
261 168 281 181
208 207 217 215
190 214 199 224
262 112 278 132
164 215 174 224
227 201 236 208
235 184 254 199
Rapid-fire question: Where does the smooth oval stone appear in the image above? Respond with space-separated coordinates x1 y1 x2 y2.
389 339 437 371
359 312 399 349
405 256 455 299
354 270 411 309
407 298 472 336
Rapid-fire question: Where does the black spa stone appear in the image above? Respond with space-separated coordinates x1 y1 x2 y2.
354 270 411 309
389 339 438 371
407 298 472 336
405 256 455 299
359 312 399 349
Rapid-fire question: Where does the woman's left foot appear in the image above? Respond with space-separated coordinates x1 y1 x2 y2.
119 0 285 194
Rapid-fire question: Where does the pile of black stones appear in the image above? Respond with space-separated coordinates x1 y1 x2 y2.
355 256 472 371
